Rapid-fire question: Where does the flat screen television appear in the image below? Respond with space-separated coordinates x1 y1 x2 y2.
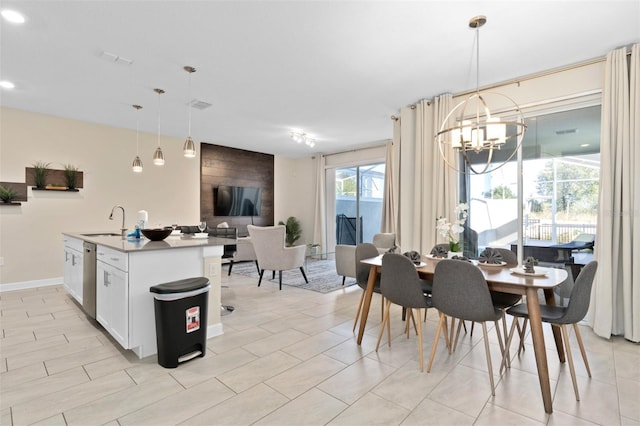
214 185 262 216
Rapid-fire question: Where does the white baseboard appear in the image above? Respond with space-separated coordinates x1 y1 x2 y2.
0 277 63 292
207 322 224 339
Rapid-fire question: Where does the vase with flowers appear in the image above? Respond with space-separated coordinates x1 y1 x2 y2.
436 202 469 256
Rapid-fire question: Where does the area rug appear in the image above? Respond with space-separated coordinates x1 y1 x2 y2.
229 258 357 293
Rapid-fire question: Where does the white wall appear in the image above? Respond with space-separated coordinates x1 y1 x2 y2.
274 156 316 246
0 107 201 286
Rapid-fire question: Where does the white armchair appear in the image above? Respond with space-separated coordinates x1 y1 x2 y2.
247 225 308 290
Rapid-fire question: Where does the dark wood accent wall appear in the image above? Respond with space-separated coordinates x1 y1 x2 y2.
200 143 274 236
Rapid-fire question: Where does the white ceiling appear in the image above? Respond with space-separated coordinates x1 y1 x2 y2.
1 1 638 158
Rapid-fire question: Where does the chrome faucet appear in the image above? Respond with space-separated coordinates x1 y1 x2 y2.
109 205 126 237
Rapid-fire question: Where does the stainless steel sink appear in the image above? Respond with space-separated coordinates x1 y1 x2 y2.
81 233 122 237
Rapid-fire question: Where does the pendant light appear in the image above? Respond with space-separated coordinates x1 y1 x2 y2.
153 88 165 166
131 104 143 173
183 66 197 158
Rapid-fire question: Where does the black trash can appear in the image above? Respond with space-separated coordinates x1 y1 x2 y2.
150 277 210 368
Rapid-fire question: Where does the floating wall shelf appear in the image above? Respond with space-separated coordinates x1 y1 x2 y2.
0 181 28 203
25 167 84 190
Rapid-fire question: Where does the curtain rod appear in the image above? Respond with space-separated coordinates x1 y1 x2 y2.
456 45 635 98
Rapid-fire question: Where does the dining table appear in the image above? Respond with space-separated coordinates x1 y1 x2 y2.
358 254 568 414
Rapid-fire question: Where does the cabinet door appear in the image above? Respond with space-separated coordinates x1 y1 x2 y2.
96 261 110 330
95 261 129 349
63 248 83 304
63 249 73 294
71 250 83 304
108 265 128 348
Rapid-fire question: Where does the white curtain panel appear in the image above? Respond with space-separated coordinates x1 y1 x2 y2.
381 140 397 235
411 95 457 253
589 44 639 342
312 154 327 254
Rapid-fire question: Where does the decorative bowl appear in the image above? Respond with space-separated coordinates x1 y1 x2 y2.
141 227 173 241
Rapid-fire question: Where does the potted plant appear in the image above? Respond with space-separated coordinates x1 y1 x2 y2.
31 161 50 189
0 185 17 203
64 164 79 190
278 216 302 247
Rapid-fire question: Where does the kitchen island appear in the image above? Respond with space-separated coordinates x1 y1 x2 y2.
63 232 231 359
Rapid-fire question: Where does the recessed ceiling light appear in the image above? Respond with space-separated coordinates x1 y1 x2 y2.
1 9 26 24
580 143 590 147
0 80 15 89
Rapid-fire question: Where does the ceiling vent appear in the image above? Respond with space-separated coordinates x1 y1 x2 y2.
555 128 577 135
189 99 212 110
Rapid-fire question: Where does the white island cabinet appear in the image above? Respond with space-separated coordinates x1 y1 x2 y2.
63 233 227 359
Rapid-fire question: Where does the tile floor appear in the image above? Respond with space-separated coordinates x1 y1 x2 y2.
1 270 639 425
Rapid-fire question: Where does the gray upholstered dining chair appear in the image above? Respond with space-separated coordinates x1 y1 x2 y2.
486 248 521 344
427 259 505 395
352 243 384 333
376 253 433 372
503 261 598 400
247 225 307 290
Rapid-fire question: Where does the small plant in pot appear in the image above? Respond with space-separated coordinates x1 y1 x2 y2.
64 164 79 190
278 216 302 247
31 161 51 189
0 185 17 203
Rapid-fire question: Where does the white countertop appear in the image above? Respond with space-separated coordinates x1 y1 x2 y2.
63 232 234 253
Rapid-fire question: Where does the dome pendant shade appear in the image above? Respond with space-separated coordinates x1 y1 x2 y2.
132 156 143 173
152 147 165 166
183 136 196 158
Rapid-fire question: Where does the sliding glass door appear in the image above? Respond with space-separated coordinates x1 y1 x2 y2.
332 163 385 247
466 105 600 254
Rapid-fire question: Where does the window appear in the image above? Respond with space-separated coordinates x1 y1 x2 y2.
467 105 600 252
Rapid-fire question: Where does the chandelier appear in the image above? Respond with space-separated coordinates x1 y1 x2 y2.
436 15 526 175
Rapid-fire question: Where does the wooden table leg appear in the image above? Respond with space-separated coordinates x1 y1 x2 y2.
544 288 566 363
357 265 377 345
526 287 553 414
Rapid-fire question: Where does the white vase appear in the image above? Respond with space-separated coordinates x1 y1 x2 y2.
448 251 463 258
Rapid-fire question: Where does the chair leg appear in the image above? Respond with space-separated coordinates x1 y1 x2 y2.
494 320 506 369
518 318 529 354
500 317 519 374
376 299 392 351
342 276 346 286
470 321 475 337
561 324 580 401
299 267 309 283
228 261 234 276
427 312 446 373
272 270 276 280
386 300 391 346
409 309 418 336
573 323 592 377
452 318 464 352
353 290 366 333
254 260 260 274
416 308 424 372
481 322 496 396
258 269 264 286
278 270 283 290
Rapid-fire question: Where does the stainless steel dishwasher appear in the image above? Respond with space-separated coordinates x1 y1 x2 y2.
82 241 97 319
